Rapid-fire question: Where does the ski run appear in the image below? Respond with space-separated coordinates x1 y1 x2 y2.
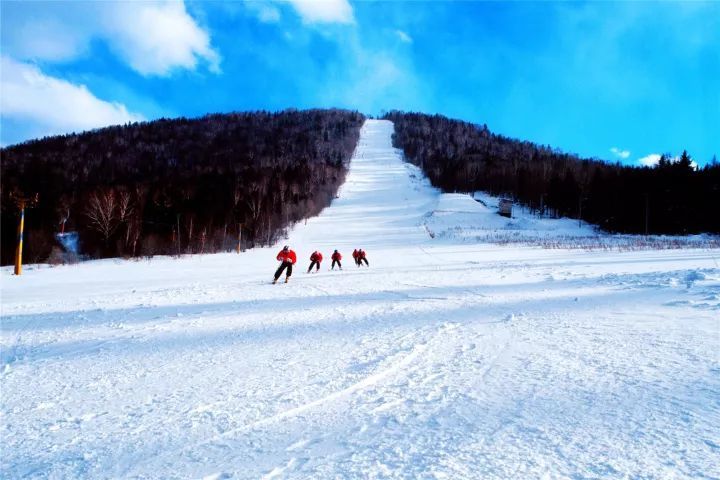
2 120 719 479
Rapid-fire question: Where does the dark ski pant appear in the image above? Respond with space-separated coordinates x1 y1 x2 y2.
274 261 293 280
331 259 342 269
307 261 320 272
359 257 369 266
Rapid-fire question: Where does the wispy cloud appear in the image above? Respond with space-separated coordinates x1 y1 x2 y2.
0 56 144 140
610 147 630 159
0 16 90 62
244 2 282 23
395 30 413 43
285 0 354 24
314 30 428 115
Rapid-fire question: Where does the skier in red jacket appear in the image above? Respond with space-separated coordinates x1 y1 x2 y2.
273 245 297 283
358 248 369 267
331 249 342 270
352 249 360 267
307 251 323 273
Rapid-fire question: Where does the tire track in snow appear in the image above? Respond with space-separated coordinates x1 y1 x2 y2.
153 320 458 475
211 342 428 438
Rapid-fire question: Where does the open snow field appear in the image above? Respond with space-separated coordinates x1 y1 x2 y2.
2 120 719 479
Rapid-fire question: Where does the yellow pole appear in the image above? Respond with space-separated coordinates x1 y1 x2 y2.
14 200 25 276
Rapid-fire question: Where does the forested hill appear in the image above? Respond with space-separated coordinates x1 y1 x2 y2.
384 111 720 235
1 109 365 264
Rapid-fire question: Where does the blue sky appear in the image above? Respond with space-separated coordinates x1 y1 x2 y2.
1 1 718 166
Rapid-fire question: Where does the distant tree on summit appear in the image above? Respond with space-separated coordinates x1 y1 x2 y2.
678 150 694 172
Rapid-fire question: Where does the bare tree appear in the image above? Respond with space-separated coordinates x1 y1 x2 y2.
200 227 207 254
247 182 266 226
116 189 134 253
128 216 142 257
184 214 195 254
85 189 119 246
117 189 133 223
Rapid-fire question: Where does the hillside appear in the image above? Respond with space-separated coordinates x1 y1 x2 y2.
4 108 718 268
0 109 365 265
2 120 718 478
384 111 720 235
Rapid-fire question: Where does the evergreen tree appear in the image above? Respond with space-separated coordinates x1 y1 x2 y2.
678 150 693 172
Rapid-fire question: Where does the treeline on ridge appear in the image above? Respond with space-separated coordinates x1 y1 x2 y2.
384 111 719 235
1 109 364 265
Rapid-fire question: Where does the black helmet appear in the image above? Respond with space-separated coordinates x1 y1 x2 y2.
283 245 289 251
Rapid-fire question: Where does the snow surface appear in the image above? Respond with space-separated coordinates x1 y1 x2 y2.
2 120 719 479
424 191 598 242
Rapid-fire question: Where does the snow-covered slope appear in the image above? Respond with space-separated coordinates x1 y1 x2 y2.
426 191 718 249
426 191 598 240
288 119 437 252
2 120 719 479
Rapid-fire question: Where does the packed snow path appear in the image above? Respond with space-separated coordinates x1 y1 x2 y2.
2 121 719 479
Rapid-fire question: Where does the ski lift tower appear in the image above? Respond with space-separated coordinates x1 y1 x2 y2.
10 192 39 275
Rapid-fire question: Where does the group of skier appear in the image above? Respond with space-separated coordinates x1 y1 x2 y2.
272 245 369 284
353 248 369 267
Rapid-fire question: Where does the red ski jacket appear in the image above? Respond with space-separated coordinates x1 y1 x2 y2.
352 249 359 258
332 251 342 261
310 251 323 262
358 250 367 258
277 249 297 264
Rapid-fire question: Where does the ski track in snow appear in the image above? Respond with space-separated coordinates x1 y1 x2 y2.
2 120 720 479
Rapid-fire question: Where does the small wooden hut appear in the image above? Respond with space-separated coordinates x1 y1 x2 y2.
499 198 513 218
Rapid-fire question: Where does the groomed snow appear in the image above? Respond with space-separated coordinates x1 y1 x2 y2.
426 191 598 240
2 120 719 479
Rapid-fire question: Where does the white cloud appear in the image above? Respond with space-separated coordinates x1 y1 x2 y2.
638 153 661 167
244 2 282 23
285 0 354 24
259 5 282 23
1 1 220 76
0 56 144 138
610 147 630 159
395 30 413 43
317 38 426 114
102 2 220 76
2 17 90 62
